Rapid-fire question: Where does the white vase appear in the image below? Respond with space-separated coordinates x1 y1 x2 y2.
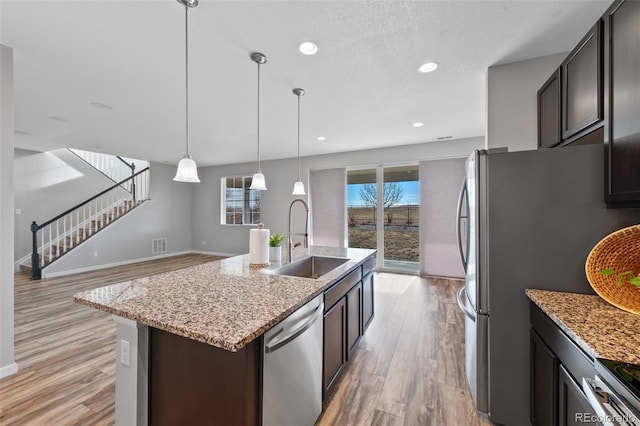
269 246 282 263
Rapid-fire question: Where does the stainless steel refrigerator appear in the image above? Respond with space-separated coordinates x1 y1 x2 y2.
455 144 639 426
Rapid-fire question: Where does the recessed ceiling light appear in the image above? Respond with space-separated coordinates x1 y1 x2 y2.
299 41 318 55
317 136 326 141
418 61 439 73
14 130 32 136
89 101 114 111
412 122 424 128
48 116 70 123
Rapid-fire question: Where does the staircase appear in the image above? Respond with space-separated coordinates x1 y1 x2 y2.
68 148 149 190
23 166 151 279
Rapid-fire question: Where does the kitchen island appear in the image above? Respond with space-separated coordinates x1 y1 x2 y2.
74 246 376 425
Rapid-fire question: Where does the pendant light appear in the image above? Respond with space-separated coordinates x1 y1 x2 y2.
292 88 306 195
173 0 200 183
249 52 267 190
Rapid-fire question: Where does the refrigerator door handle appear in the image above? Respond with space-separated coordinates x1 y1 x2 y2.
457 286 476 321
456 180 468 271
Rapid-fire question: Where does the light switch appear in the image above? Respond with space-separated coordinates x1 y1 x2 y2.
15 209 21 215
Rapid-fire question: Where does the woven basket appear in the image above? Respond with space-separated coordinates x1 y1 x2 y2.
585 224 640 316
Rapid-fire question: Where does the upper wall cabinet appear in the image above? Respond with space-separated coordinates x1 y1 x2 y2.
537 68 562 148
561 20 603 140
537 21 604 148
604 0 640 207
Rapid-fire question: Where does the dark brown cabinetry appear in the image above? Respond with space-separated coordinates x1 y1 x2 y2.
322 257 375 398
323 297 346 395
529 303 597 426
561 20 603 140
537 21 604 148
149 328 260 426
538 68 562 148
604 0 640 207
530 329 557 426
558 365 597 426
346 282 362 358
362 271 374 332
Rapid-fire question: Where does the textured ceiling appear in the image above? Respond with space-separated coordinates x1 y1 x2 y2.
1 0 611 166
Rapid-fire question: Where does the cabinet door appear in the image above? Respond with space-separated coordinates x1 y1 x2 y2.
558 365 598 426
605 0 640 206
362 272 374 332
562 20 603 140
530 329 558 426
538 68 562 148
346 282 362 359
323 298 346 397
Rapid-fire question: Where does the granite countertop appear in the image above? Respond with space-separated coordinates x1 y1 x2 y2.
526 289 640 365
74 246 375 352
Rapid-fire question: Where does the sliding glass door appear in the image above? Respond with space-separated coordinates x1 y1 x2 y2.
347 165 419 273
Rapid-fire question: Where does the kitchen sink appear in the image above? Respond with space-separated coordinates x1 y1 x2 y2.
267 255 349 279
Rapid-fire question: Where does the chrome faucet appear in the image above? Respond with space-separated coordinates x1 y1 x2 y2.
288 199 309 263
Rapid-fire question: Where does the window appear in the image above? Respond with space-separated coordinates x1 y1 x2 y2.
221 176 262 225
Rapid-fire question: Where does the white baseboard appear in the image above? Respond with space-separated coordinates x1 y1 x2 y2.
0 362 19 379
14 254 28 272
42 250 196 279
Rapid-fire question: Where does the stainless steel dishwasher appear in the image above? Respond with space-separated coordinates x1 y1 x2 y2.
263 294 324 426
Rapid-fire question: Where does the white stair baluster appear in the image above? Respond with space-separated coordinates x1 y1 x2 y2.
41 227 45 268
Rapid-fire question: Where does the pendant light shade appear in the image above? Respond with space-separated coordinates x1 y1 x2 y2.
249 52 267 191
251 171 267 191
174 155 199 183
292 181 306 195
173 0 200 183
292 88 306 195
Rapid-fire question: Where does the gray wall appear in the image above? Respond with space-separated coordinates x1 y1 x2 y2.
0 45 17 378
487 53 566 151
191 137 484 256
310 168 346 247
13 148 116 260
44 163 193 277
419 157 466 278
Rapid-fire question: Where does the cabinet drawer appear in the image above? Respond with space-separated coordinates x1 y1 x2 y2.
530 303 595 385
362 257 375 276
324 267 361 312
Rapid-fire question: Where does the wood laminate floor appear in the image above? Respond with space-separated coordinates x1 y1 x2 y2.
316 273 491 426
1 256 491 425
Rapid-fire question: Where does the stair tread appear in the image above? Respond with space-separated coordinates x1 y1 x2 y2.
29 198 147 274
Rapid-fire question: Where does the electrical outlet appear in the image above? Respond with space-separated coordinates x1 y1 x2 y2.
93 251 98 257
120 339 130 367
202 240 207 246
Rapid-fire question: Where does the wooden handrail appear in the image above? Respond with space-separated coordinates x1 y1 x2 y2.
37 167 149 230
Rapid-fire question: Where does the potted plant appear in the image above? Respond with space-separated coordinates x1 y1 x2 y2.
269 233 287 263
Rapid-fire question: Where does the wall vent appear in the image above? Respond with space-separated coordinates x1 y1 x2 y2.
152 238 167 254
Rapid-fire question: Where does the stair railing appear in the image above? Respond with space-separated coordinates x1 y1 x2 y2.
68 148 148 193
116 156 136 196
30 167 150 280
